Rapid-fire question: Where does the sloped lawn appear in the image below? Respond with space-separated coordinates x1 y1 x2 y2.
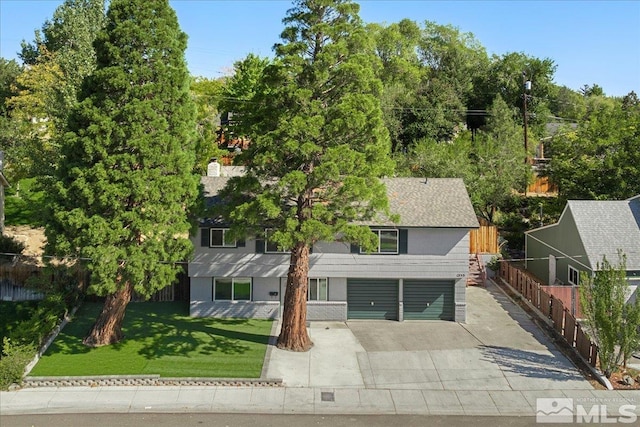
4 178 46 226
29 302 272 378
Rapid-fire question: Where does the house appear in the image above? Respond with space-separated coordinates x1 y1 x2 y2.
0 151 9 234
189 170 479 322
525 195 640 302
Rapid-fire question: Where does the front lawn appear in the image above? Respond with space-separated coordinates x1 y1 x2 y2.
29 302 272 378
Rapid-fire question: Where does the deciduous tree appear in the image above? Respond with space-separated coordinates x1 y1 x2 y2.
45 0 198 346
579 253 640 378
7 0 105 178
190 76 226 174
547 94 640 201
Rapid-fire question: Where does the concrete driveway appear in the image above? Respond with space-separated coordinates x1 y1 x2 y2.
265 281 593 391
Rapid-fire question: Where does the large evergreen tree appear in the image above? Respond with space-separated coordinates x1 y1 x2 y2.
216 0 394 351
45 0 198 346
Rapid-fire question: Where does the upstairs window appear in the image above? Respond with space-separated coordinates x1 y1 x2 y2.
210 228 236 247
265 229 288 253
361 229 399 254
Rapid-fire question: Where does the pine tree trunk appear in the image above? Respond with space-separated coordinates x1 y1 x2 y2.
83 280 133 347
277 241 313 352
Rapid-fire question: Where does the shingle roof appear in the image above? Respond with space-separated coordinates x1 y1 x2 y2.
380 178 478 228
200 176 479 229
568 196 640 270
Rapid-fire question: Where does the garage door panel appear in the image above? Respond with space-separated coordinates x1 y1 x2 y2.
403 280 454 320
347 279 398 320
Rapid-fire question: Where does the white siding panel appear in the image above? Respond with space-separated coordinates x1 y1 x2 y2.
408 228 470 255
328 277 347 301
189 253 290 277
191 277 212 301
253 277 281 302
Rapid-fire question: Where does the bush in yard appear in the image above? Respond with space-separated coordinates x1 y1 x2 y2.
9 293 67 347
0 300 38 354
0 338 35 389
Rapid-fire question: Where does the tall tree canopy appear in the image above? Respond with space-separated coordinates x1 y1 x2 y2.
216 0 394 351
399 95 528 223
190 76 226 174
45 0 198 346
5 0 105 178
0 58 23 177
547 93 640 200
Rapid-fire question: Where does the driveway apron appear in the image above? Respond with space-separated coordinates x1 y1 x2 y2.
349 280 593 391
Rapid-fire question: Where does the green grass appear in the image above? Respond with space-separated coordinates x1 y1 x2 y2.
29 302 273 378
5 178 46 226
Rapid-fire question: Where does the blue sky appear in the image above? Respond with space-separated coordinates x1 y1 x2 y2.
1 0 639 97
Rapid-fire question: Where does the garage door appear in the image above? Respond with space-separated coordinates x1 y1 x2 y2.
347 279 398 320
403 280 455 320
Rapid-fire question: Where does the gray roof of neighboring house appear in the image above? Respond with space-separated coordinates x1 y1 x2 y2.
200 176 478 229
567 196 640 270
0 171 9 187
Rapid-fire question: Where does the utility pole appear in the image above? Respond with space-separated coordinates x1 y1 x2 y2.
522 71 532 164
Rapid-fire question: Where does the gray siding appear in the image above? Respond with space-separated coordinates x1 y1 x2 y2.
189 228 470 322
190 301 279 319
526 209 592 285
191 229 470 281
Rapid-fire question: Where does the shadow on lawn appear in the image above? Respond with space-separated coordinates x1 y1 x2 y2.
54 302 271 358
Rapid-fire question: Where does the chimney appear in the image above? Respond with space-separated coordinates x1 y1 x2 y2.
207 158 221 177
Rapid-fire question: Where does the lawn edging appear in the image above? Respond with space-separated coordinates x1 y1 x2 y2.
22 375 282 388
23 305 80 378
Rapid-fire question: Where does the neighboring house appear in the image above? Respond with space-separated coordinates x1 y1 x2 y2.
0 151 9 234
525 195 640 303
189 170 479 322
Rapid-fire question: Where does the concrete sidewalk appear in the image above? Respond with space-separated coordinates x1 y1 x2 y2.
1 385 639 416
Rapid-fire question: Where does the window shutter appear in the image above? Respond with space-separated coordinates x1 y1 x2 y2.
201 228 210 247
256 239 265 253
399 229 408 254
350 243 360 253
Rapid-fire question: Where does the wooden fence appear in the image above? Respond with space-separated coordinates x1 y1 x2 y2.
0 264 44 301
131 268 190 302
499 262 599 369
1 263 189 302
470 217 498 254
542 285 583 319
527 175 558 195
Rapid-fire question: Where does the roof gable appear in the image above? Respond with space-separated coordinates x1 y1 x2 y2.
567 197 640 270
